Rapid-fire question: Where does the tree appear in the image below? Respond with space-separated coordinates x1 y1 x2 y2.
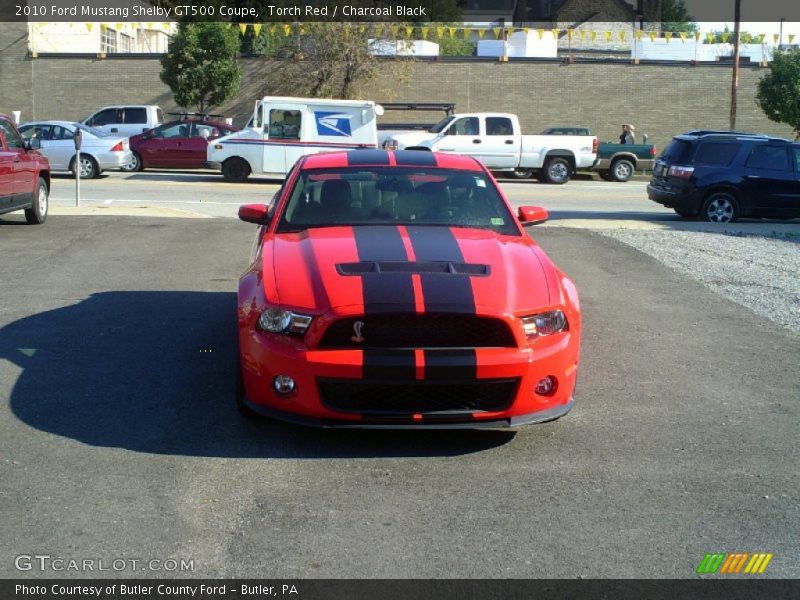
661 0 698 33
756 49 800 139
160 22 242 112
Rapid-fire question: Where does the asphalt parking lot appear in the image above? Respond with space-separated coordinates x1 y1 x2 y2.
1 172 798 578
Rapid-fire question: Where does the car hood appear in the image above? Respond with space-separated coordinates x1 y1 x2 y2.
388 131 438 148
268 226 551 314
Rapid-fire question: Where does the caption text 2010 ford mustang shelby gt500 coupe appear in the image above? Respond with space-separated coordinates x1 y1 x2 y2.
236 150 580 428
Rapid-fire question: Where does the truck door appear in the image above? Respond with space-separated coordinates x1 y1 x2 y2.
264 104 305 175
437 116 482 161
482 116 519 168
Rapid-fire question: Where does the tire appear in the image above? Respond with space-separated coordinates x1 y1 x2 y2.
610 158 635 182
25 177 49 225
235 353 259 419
543 157 571 184
121 152 143 172
701 192 739 223
510 168 534 179
71 154 98 179
673 208 696 219
222 157 251 183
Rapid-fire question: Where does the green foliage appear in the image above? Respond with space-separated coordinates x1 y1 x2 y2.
436 24 474 56
661 0 698 33
160 22 242 112
757 49 800 138
710 25 757 44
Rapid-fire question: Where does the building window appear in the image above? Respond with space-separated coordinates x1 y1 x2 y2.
101 27 116 53
119 33 133 53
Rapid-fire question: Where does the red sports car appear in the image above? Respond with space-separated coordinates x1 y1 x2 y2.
124 116 238 171
236 150 580 428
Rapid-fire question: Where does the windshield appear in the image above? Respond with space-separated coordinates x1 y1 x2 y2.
277 167 519 236
430 116 455 134
75 123 108 137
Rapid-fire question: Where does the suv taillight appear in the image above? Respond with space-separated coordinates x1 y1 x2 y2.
110 141 124 152
592 137 598 153
667 165 694 179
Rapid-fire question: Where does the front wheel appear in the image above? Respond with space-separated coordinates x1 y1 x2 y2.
25 177 49 225
701 192 738 223
510 168 534 179
610 158 635 182
222 157 251 183
543 157 571 184
673 208 696 219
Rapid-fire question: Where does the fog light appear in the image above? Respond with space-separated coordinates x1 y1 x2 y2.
535 376 557 396
273 375 295 394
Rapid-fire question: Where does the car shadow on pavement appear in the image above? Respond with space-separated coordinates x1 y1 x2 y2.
3 291 514 459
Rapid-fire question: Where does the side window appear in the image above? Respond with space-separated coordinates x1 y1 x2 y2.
486 117 513 136
746 145 791 171
0 120 24 148
52 125 75 141
89 109 119 126
793 148 800 171
268 110 302 140
451 117 479 136
693 142 740 166
156 108 164 124
124 108 147 125
154 123 188 138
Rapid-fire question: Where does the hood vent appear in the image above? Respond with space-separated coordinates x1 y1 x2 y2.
337 261 489 276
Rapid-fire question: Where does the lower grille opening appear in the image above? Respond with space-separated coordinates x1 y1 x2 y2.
318 378 519 415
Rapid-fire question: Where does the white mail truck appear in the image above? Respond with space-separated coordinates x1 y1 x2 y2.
207 97 383 182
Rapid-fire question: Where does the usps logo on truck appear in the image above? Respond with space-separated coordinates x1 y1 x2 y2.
314 112 353 137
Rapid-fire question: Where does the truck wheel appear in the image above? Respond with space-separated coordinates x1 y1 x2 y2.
510 168 534 179
25 177 49 225
611 158 635 182
223 158 251 183
543 157 570 184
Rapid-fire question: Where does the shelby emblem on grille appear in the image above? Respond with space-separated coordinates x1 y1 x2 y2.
350 320 365 343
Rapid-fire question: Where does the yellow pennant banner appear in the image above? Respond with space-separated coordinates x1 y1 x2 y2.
420 27 429 39
619 31 626 41
635 30 643 40
665 31 673 43
789 34 796 44
253 23 262 36
578 30 586 41
648 31 656 42
238 23 247 35
492 27 502 39
85 23 93 32
679 31 687 42
603 30 612 41
590 30 597 41
552 28 560 39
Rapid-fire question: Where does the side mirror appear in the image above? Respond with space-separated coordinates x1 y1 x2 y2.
25 137 41 150
238 204 271 225
518 206 549 226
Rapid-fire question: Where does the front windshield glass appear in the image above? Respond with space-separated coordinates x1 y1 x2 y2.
430 116 455 133
277 167 519 236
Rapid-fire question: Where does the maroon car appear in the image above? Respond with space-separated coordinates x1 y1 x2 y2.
0 114 50 225
124 116 238 171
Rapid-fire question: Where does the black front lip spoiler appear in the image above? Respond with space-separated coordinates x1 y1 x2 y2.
242 397 574 429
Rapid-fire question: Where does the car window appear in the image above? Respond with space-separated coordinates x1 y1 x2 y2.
661 139 694 162
18 125 36 140
154 123 190 138
194 123 221 139
746 145 791 171
156 108 164 124
89 109 119 126
268 109 302 140
792 147 800 171
124 108 148 124
51 125 75 140
277 167 519 236
693 142 740 166
486 117 513 136
0 119 24 148
430 116 454 134
450 117 479 136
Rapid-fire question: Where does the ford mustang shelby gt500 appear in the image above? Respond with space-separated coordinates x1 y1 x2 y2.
236 150 580 428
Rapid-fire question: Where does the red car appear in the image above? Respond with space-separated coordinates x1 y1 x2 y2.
124 116 238 171
236 150 581 428
0 114 50 225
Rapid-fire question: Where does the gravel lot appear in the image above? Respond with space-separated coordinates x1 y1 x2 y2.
599 229 800 334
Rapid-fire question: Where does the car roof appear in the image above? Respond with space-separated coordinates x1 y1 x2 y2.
160 118 233 128
676 130 790 143
21 120 76 127
301 150 485 171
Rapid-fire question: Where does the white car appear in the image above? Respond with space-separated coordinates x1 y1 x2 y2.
19 121 133 178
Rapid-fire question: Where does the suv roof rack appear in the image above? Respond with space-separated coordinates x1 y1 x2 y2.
168 112 224 120
681 130 768 137
379 103 456 116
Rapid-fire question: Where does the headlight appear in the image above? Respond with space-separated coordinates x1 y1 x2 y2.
257 308 312 335
521 310 568 338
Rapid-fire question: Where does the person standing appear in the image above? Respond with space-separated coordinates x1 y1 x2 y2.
620 124 635 144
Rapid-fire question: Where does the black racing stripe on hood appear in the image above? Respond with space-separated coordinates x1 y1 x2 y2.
423 349 477 381
352 227 415 314
394 150 437 166
347 150 390 166
406 226 476 314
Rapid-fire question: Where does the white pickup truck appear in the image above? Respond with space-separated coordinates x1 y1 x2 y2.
382 112 597 184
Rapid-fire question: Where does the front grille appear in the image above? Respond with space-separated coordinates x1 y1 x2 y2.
318 378 519 415
318 314 517 349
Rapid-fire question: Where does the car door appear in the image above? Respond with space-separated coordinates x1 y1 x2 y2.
742 144 796 216
482 116 519 168
174 122 207 168
140 122 186 168
48 125 78 170
437 116 483 161
0 118 36 208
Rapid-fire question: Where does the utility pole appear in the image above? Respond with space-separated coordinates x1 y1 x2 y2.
729 0 741 130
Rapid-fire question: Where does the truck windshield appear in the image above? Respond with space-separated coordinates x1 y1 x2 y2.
277 167 519 236
430 116 455 134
